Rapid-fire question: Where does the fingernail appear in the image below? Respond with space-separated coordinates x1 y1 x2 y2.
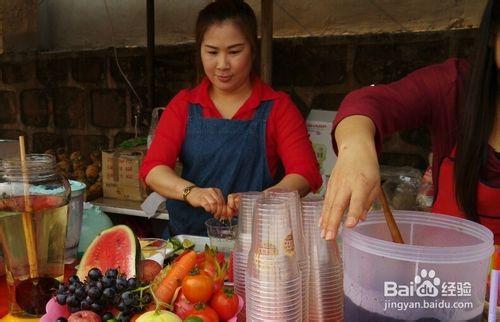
321 229 326 239
325 230 334 240
318 217 322 227
346 217 357 227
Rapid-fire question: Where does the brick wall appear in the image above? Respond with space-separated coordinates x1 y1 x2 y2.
0 29 475 169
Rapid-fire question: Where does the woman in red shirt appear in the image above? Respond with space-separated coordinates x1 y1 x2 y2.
140 0 321 236
319 0 500 242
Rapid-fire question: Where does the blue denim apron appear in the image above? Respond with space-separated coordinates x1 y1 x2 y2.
164 100 275 237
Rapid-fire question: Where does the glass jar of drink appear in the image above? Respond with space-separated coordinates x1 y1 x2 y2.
0 154 70 317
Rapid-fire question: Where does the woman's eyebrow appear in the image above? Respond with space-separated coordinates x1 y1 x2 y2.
203 43 245 50
228 43 245 49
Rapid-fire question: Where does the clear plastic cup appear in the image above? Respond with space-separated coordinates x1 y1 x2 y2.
139 237 169 262
236 191 262 235
247 310 302 322
301 196 344 322
205 217 238 256
245 198 304 320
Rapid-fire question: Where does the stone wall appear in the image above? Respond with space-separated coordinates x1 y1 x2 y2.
0 29 475 168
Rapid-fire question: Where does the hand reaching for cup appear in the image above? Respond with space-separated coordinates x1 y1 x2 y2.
319 116 380 240
185 187 238 219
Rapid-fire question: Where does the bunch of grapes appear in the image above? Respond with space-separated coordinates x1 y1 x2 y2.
55 268 153 321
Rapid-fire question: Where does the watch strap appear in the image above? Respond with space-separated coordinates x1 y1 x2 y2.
182 184 197 204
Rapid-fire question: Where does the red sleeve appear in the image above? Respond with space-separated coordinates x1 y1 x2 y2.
332 58 467 156
270 94 323 192
139 90 189 181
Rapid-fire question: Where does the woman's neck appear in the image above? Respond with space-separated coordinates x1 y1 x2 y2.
209 78 253 119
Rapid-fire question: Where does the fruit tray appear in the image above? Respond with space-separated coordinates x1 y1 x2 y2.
164 234 210 258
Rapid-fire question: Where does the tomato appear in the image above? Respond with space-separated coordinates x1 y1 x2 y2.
185 303 219 322
182 268 214 303
209 286 239 320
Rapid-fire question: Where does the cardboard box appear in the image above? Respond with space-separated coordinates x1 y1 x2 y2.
102 146 147 201
306 110 337 197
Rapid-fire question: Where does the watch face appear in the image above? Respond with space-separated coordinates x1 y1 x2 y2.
183 185 196 201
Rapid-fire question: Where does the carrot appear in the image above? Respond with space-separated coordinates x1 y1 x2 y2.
154 250 197 304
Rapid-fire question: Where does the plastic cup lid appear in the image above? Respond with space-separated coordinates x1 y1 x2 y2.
69 180 87 196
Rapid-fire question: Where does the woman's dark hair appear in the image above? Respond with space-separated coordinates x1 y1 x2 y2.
195 0 259 82
455 0 499 222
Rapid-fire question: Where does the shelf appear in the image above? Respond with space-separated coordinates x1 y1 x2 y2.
91 197 169 220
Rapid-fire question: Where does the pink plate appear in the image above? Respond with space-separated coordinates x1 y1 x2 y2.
40 297 70 322
227 294 244 322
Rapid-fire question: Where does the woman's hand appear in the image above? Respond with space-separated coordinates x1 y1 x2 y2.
227 193 241 215
186 187 238 219
319 116 380 240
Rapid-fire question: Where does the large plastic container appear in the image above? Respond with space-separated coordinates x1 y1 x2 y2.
343 211 493 322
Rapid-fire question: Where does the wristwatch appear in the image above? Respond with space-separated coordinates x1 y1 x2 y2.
182 184 197 204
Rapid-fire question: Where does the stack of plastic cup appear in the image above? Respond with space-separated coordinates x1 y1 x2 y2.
245 198 302 321
301 197 344 322
233 191 262 321
266 189 310 321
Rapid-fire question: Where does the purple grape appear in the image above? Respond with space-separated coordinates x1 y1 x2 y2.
127 278 138 290
75 287 86 300
103 287 116 299
56 294 67 305
68 275 80 284
105 268 119 279
65 294 78 307
80 299 91 310
88 268 102 281
88 286 102 300
116 277 127 292
90 302 102 313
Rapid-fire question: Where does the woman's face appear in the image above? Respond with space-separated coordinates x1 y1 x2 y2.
201 20 253 94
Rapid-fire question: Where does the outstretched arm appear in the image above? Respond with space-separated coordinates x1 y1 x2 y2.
320 115 380 240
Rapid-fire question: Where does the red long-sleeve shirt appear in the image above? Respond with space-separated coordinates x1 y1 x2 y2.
333 58 500 189
140 77 322 192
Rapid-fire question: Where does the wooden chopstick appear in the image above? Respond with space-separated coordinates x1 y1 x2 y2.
19 136 39 277
379 187 404 244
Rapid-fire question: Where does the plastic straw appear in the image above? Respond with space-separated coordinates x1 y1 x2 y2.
19 136 38 278
488 248 500 322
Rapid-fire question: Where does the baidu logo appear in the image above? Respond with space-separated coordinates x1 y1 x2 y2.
384 269 469 298
413 269 440 297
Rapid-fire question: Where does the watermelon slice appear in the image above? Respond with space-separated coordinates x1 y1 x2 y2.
77 225 140 280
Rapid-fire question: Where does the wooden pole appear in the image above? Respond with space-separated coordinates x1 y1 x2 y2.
261 0 273 84
146 0 156 111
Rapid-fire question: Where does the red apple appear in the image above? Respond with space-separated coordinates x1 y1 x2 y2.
68 310 101 322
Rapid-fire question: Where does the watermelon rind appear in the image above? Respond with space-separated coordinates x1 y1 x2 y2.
77 225 140 281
